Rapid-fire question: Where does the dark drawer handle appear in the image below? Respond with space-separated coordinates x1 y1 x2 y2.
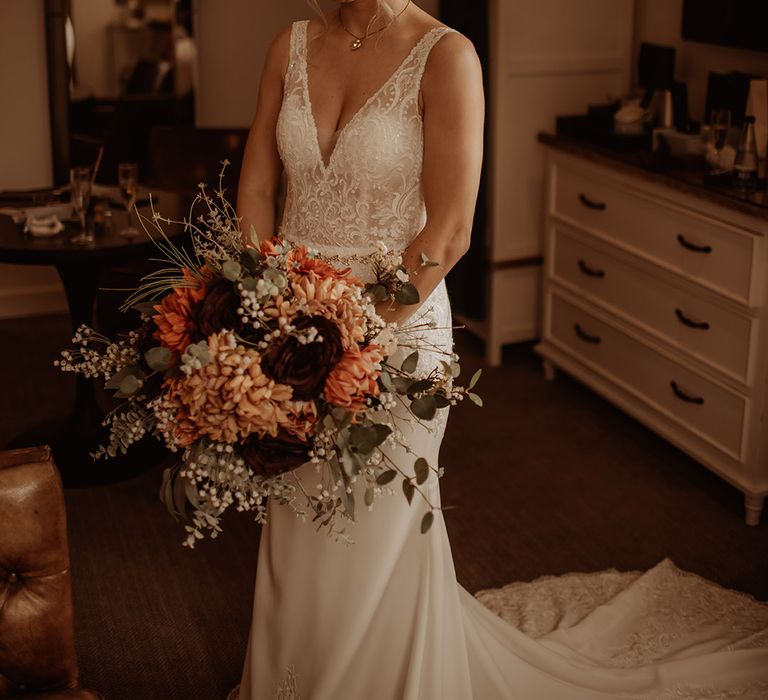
579 194 607 211
574 323 601 344
677 234 712 254
675 308 710 330
670 380 704 405
578 258 606 278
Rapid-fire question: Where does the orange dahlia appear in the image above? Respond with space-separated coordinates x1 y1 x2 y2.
152 269 207 354
323 344 384 412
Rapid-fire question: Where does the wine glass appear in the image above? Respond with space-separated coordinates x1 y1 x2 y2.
69 167 93 245
118 162 141 239
708 108 731 172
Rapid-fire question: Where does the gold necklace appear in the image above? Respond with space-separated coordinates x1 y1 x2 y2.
339 0 411 51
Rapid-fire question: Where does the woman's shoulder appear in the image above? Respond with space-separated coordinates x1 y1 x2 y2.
420 26 481 103
423 25 479 74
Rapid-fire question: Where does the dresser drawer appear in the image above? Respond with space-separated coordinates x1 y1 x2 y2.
551 226 756 384
546 292 748 460
553 164 759 305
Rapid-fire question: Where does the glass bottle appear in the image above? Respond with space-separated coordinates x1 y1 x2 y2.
734 115 759 190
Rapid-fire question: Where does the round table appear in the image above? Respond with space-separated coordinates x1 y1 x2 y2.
0 189 190 485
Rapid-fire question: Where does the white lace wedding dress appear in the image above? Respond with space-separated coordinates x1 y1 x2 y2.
231 20 768 699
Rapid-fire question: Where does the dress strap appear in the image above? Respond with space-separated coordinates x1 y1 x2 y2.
289 20 310 66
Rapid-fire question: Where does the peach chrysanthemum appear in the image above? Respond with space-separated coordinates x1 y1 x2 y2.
280 400 319 441
152 268 207 355
323 344 384 412
159 331 294 444
290 272 367 349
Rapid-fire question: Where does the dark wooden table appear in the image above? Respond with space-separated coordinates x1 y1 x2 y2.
0 189 190 485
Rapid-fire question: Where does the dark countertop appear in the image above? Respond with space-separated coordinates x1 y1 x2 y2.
538 132 768 222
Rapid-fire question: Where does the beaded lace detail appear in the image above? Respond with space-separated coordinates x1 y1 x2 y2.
276 19 456 263
476 558 768 667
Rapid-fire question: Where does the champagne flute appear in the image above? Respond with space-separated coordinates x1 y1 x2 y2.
69 166 94 245
118 162 141 239
709 108 731 172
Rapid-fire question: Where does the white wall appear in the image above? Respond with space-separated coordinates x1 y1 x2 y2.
70 0 122 97
194 0 307 128
0 0 54 190
194 0 440 128
0 0 66 320
634 0 768 122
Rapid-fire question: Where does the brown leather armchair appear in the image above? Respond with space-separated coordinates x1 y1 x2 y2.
0 446 102 699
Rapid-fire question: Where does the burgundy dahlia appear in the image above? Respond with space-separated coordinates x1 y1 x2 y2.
193 277 242 339
242 431 310 477
261 315 343 400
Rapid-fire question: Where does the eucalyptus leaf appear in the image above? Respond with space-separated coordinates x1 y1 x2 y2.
105 365 145 390
468 393 483 407
415 457 429 485
340 479 356 520
241 276 258 293
329 455 344 484
401 351 419 374
408 379 433 395
240 249 260 274
402 479 415 505
172 472 188 520
395 283 420 306
348 425 382 455
421 511 434 534
411 395 437 421
132 301 158 317
371 423 392 446
264 267 287 289
145 346 171 372
222 260 242 282
451 362 461 378
469 368 482 390
434 394 451 409
333 409 353 431
376 470 397 485
364 487 375 507
184 475 200 508
392 376 413 395
118 373 143 397
379 371 394 392
366 283 389 302
159 469 179 521
341 449 364 477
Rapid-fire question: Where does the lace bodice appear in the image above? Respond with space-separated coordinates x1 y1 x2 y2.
276 20 457 268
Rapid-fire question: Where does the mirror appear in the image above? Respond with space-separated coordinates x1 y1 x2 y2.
64 0 197 184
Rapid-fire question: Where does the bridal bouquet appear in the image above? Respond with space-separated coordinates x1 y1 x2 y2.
56 165 481 547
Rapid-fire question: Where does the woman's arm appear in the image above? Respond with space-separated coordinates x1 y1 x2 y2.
380 32 485 324
236 26 291 244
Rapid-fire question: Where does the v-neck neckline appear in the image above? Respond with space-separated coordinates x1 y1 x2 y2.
301 22 443 173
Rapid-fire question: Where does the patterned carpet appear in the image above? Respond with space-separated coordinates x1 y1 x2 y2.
1 313 765 700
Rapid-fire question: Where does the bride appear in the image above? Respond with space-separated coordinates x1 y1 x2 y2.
233 1 768 698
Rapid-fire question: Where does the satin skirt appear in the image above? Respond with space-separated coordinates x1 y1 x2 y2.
234 283 768 699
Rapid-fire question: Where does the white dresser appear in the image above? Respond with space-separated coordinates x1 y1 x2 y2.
534 142 768 525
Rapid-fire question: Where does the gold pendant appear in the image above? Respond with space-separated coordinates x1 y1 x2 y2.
351 38 363 50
